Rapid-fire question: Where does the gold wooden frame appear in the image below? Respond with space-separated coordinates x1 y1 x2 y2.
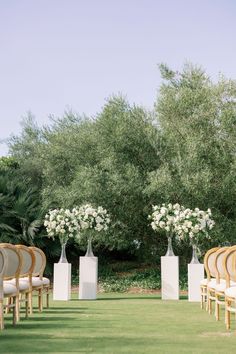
211 247 229 320
200 247 219 310
15 244 36 319
223 246 236 330
0 243 21 329
28 246 50 312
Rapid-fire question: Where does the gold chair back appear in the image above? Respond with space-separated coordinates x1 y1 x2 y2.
0 248 8 299
16 245 35 277
223 246 236 285
28 247 46 278
0 244 22 280
204 247 220 280
215 247 229 281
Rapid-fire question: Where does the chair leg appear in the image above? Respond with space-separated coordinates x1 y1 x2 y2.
226 300 231 330
215 296 219 321
29 291 33 315
25 293 29 319
12 297 16 326
38 289 43 312
46 288 50 308
0 300 4 330
5 297 11 314
206 289 210 312
200 288 203 309
208 296 212 315
202 287 207 310
16 295 20 322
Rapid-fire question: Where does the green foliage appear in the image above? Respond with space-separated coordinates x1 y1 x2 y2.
8 97 160 257
5 63 236 269
146 63 236 255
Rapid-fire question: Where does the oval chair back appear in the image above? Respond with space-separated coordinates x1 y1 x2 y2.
15 245 35 278
0 248 7 278
0 248 8 300
215 247 229 281
0 244 22 281
204 247 220 280
223 246 236 286
28 247 46 279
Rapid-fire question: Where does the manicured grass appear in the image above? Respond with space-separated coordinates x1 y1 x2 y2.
1 293 236 353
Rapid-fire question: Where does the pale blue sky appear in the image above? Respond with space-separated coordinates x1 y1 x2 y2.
0 0 236 155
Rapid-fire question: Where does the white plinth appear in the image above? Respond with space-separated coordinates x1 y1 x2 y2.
161 256 179 300
79 256 98 300
53 263 71 301
188 263 204 302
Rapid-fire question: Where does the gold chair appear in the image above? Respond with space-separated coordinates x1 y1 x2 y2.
223 246 236 330
211 247 236 321
200 247 219 310
15 245 35 319
0 245 20 329
207 247 229 315
28 246 50 312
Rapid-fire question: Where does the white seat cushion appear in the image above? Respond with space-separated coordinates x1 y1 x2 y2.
215 281 236 292
31 276 49 286
19 279 30 291
200 278 213 286
6 278 30 291
3 282 17 295
225 287 236 298
21 277 43 287
41 277 50 286
200 278 208 286
208 279 226 289
22 277 50 286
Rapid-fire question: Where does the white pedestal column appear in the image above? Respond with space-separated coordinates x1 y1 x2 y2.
188 263 204 302
53 263 71 301
79 256 98 300
161 256 179 300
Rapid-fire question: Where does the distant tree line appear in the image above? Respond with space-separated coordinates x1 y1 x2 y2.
1 63 236 271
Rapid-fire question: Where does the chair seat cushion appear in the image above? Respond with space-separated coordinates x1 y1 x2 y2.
21 277 43 287
31 277 50 286
40 277 50 286
6 279 30 291
200 278 211 286
3 282 17 295
208 279 226 289
225 287 236 298
215 281 236 292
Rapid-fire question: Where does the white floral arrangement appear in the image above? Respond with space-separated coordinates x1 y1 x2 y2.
149 203 184 236
175 208 215 244
44 208 80 244
73 203 111 233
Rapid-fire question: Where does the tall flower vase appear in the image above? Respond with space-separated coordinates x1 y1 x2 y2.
58 242 68 263
190 243 200 264
85 237 94 257
165 235 175 256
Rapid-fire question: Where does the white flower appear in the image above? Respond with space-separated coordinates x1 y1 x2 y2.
96 216 103 224
95 224 103 232
160 207 166 215
151 222 157 230
159 221 165 228
74 203 110 234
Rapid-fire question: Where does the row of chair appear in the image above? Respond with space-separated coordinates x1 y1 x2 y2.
200 245 236 329
0 243 50 330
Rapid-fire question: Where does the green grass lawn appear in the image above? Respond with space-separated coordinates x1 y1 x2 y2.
1 293 236 353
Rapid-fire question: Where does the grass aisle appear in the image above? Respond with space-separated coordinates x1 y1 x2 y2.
1 293 236 353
